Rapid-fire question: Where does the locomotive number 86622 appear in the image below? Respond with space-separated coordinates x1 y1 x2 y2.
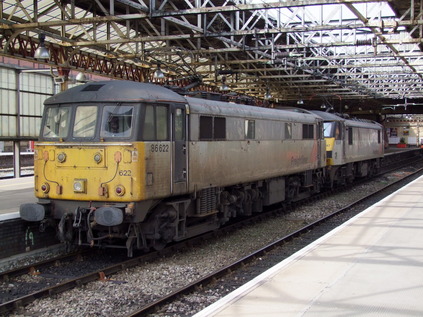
20 80 383 256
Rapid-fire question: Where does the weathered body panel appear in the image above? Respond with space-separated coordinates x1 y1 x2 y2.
143 141 173 198
188 139 323 191
342 121 384 164
186 98 326 191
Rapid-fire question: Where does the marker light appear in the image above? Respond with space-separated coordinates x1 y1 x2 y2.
73 179 86 193
57 152 66 163
93 152 102 164
41 183 50 193
115 185 125 196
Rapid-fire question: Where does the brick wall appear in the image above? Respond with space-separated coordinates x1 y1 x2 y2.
0 219 58 259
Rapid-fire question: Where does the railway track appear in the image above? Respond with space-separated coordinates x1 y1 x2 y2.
135 165 423 317
1 161 422 316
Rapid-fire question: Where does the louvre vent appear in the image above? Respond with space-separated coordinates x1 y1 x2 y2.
198 187 218 214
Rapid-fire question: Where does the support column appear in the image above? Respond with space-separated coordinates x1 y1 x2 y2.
13 141 20 178
14 69 21 178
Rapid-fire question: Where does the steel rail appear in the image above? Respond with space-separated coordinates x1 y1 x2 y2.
0 250 85 281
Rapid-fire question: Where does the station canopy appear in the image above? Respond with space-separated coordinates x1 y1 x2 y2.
1 0 423 115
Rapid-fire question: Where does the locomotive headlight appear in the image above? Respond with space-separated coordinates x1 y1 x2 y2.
115 185 126 196
93 152 102 164
57 152 66 163
41 182 50 193
73 179 86 193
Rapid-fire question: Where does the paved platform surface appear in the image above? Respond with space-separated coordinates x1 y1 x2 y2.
194 175 423 316
0 176 35 220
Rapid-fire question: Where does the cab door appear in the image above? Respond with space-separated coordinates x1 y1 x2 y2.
172 105 187 193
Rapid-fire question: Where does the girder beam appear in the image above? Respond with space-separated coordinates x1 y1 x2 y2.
1 0 423 107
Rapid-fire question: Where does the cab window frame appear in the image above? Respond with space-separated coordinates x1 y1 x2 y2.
41 105 71 139
73 105 98 139
100 104 135 139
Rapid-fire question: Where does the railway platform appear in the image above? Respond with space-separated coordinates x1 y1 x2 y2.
0 176 35 221
0 176 57 259
194 174 423 316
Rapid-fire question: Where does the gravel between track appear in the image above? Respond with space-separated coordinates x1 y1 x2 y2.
4 168 418 317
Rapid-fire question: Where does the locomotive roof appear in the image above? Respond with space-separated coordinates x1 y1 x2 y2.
312 110 382 129
44 80 323 124
186 97 322 123
44 80 187 105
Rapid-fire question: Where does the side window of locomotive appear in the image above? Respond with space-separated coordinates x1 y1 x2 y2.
101 105 134 138
156 106 168 140
348 127 353 145
285 122 292 139
143 105 155 140
174 108 184 141
73 106 97 138
245 120 255 139
199 116 213 140
199 116 226 140
214 117 226 140
302 124 314 139
42 107 70 138
142 105 169 141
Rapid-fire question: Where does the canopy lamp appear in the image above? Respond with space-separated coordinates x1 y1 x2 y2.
76 72 88 83
34 34 50 60
153 64 165 79
264 88 272 100
220 76 229 91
